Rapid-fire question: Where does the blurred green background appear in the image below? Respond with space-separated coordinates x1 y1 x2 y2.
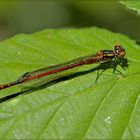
0 1 140 42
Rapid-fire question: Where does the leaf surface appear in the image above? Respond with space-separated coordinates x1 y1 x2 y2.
120 1 140 15
0 27 140 139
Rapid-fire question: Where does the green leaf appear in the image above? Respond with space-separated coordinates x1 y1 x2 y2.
0 27 140 139
120 1 140 15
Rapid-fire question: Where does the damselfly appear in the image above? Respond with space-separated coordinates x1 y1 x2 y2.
0 44 125 90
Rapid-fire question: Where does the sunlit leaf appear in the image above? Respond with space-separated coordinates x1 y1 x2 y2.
0 27 140 139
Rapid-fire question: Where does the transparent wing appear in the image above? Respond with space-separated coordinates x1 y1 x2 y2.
18 53 99 91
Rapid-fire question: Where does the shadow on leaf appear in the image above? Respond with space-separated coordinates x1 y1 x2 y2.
0 58 129 103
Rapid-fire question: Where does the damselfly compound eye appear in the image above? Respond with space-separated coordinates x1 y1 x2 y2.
114 45 125 58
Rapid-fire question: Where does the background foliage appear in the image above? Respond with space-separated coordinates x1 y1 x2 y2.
0 1 140 42
120 1 140 15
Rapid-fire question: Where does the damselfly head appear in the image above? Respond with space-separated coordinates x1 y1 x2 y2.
114 44 125 58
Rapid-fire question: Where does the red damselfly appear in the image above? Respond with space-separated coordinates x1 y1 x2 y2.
0 45 125 90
